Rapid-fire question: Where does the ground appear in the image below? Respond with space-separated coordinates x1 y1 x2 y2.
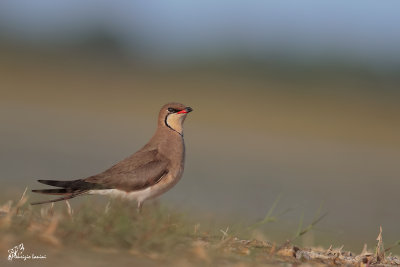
1 190 399 266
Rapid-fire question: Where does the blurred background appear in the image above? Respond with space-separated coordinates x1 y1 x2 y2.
1 0 400 253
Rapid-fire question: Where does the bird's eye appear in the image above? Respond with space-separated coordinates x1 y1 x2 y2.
168 108 178 113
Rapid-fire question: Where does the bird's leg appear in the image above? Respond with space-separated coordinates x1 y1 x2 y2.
137 201 143 214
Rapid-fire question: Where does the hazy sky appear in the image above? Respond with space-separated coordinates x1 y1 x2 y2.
0 1 399 63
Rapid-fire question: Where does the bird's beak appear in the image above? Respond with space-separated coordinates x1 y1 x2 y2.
177 107 193 114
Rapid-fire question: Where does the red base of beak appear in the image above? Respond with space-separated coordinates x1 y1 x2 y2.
177 107 193 114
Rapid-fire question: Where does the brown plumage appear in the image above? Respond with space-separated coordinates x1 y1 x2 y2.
32 103 193 211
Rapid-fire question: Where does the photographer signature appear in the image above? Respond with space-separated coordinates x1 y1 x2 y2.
8 243 46 261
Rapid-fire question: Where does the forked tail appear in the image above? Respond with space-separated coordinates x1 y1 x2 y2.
31 179 91 205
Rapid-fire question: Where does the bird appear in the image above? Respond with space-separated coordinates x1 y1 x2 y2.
31 102 193 212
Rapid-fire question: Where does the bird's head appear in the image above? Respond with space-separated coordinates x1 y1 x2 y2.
159 103 193 135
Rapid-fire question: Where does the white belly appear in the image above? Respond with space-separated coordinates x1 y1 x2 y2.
88 188 153 203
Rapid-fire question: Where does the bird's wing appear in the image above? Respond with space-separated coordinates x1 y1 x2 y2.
84 149 170 192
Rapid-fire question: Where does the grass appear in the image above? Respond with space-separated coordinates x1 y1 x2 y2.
1 189 399 266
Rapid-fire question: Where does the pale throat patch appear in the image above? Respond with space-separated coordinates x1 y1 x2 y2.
166 114 186 134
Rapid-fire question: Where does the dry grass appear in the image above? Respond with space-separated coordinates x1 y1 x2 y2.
1 190 399 266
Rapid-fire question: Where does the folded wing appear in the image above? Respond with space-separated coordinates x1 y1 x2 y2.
31 149 169 205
